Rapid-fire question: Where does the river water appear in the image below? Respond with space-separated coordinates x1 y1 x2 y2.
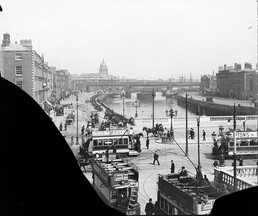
102 92 196 120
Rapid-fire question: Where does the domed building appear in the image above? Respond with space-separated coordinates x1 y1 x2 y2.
99 58 108 78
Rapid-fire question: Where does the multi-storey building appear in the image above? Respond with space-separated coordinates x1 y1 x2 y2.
0 33 53 105
216 63 257 100
53 69 71 100
200 74 217 94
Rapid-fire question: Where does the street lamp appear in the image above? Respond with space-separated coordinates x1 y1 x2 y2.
165 108 178 139
42 81 47 112
152 89 155 128
132 100 140 118
196 106 203 182
121 90 125 117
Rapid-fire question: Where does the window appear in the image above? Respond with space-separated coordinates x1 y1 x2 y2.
124 138 128 145
15 66 22 76
15 53 22 60
16 81 22 88
93 140 98 146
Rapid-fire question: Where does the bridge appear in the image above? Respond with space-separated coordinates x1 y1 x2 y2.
71 79 200 98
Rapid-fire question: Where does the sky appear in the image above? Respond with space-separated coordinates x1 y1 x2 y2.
0 0 257 80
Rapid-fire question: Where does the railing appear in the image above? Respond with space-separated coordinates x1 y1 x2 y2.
214 166 257 192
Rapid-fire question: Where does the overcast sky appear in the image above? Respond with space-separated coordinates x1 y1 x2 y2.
0 0 256 79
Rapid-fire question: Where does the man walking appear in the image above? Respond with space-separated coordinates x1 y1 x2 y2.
145 198 154 215
153 151 160 165
170 160 175 173
202 130 206 141
146 137 150 149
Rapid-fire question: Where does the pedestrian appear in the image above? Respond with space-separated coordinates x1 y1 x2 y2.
71 136 74 145
59 122 63 131
81 125 85 135
64 122 67 131
213 159 219 167
145 198 154 215
211 131 216 141
179 166 188 177
153 151 160 165
239 157 243 166
202 130 206 141
170 160 175 173
146 137 150 149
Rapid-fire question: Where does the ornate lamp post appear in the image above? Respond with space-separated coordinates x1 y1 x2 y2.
132 100 140 118
42 81 47 112
165 108 178 139
152 89 155 128
121 90 125 117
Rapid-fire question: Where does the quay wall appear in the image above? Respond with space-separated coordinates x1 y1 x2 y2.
176 95 257 116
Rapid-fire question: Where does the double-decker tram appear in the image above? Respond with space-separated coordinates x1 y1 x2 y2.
212 129 258 158
86 129 139 158
155 171 227 215
91 158 141 215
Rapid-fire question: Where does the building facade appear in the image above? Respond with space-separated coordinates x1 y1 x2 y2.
201 74 217 94
216 63 257 100
0 33 70 106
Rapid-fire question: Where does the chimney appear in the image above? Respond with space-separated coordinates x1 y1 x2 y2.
2 33 10 47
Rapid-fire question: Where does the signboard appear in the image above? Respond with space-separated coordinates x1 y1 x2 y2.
93 129 128 137
228 131 258 139
201 200 215 211
114 173 128 182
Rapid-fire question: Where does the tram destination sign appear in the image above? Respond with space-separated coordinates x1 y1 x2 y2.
228 131 258 139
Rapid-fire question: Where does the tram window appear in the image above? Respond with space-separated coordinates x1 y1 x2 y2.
250 140 257 146
108 139 113 145
160 197 164 210
164 200 168 213
240 141 248 146
99 140 103 146
119 139 123 145
93 140 98 146
168 204 172 215
174 208 178 215
124 138 128 145
114 139 119 145
229 141 234 147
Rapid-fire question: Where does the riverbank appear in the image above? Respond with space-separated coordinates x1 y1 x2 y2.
176 93 257 116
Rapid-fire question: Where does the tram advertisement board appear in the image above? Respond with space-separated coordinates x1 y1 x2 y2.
201 199 215 212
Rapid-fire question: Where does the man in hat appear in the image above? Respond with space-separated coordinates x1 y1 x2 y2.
179 166 187 177
145 198 154 215
153 151 160 165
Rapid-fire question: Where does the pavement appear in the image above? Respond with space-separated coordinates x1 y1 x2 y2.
51 92 258 215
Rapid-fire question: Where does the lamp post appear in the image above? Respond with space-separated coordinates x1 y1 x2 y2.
76 93 79 145
121 90 125 117
132 100 140 118
165 108 178 139
42 81 47 112
152 89 155 128
196 106 203 181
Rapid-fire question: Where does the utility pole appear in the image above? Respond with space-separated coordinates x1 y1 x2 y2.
185 92 188 156
233 102 237 191
196 106 203 182
152 88 155 128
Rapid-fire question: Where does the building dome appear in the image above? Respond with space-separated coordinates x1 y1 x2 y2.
99 58 108 77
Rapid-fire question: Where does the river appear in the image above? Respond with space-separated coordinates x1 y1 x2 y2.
102 92 196 120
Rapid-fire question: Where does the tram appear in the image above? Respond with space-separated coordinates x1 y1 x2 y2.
212 129 258 158
155 172 227 215
91 158 141 215
86 129 139 158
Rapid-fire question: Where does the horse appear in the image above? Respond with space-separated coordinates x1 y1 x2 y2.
142 127 157 137
133 132 144 140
